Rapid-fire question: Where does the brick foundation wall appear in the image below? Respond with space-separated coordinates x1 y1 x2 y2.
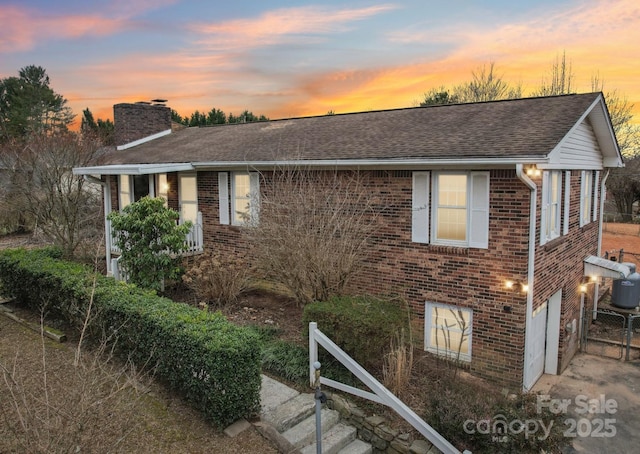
113 103 171 147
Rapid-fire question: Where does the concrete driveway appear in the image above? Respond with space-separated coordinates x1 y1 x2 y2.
533 353 640 454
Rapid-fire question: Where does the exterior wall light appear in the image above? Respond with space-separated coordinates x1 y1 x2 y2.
525 166 541 177
505 280 529 293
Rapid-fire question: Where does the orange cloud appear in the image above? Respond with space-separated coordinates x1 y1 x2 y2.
271 0 640 122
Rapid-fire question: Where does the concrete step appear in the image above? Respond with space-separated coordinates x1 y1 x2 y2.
299 422 357 454
258 374 372 454
282 407 340 448
260 374 300 414
339 439 373 454
262 393 316 432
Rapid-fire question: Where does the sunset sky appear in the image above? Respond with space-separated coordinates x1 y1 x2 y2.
1 0 639 125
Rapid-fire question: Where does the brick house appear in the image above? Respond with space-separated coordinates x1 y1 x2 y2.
74 93 623 390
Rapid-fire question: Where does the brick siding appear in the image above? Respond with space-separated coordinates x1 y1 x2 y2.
107 167 600 389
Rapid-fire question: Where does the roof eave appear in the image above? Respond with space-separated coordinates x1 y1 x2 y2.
73 157 547 175
72 163 195 176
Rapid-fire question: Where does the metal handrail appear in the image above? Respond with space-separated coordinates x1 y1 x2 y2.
309 321 469 454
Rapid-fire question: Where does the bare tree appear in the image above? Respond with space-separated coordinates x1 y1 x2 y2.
245 169 379 304
532 51 575 96
453 62 522 103
591 76 640 220
0 131 103 256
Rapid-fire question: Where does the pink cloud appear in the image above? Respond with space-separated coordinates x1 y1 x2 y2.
0 5 127 52
0 1 179 53
191 4 398 49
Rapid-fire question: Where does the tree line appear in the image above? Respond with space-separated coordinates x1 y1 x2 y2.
0 55 639 257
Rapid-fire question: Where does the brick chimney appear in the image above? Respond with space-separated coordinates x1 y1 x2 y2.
114 101 171 149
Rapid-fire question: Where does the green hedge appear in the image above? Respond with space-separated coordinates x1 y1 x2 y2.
0 248 261 428
303 295 409 370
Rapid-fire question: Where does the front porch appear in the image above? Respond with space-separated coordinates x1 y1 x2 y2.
108 211 203 279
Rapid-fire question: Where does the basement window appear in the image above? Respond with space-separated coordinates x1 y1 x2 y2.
424 302 472 362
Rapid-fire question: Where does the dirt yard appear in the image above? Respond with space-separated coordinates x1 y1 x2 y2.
0 303 277 454
601 222 640 267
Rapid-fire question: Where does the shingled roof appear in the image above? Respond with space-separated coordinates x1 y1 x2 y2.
81 92 620 172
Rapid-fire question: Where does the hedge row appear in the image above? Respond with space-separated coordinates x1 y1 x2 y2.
0 247 261 428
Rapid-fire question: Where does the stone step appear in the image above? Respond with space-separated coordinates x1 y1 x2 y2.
300 422 357 454
282 407 340 448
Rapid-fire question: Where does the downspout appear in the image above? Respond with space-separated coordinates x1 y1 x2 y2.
516 164 537 391
593 169 610 320
83 175 112 274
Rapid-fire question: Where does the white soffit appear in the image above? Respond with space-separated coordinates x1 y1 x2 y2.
584 255 630 279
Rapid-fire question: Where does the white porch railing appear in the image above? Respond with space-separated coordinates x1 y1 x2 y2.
182 211 204 254
110 211 203 282
111 211 203 255
309 322 469 454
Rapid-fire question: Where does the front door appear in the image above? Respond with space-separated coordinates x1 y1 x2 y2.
525 301 548 389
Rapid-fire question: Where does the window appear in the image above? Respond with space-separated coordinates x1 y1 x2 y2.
118 175 131 210
435 174 467 242
133 175 150 202
412 171 489 248
156 173 168 207
580 171 593 227
425 302 472 362
541 171 562 244
218 171 260 226
118 175 151 210
178 173 198 224
233 173 251 225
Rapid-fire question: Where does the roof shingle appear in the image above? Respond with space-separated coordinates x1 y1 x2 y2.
96 93 603 166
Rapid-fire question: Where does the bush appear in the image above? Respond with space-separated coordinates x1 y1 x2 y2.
0 248 262 428
108 197 192 291
303 295 409 370
425 377 566 453
182 252 251 307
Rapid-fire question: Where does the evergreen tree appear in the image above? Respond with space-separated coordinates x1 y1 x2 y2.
0 65 74 142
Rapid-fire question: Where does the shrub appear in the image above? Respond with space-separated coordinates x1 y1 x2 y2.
424 376 566 454
0 248 262 428
108 197 192 291
303 295 409 370
182 252 251 307
245 169 378 304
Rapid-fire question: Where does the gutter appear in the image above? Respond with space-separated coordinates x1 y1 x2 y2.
82 175 113 274
515 164 537 391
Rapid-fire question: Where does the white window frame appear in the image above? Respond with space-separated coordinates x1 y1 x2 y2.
423 171 489 249
541 170 562 244
425 302 472 362
232 172 252 226
118 175 132 210
580 171 593 227
156 173 168 207
178 173 198 224
219 171 260 226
